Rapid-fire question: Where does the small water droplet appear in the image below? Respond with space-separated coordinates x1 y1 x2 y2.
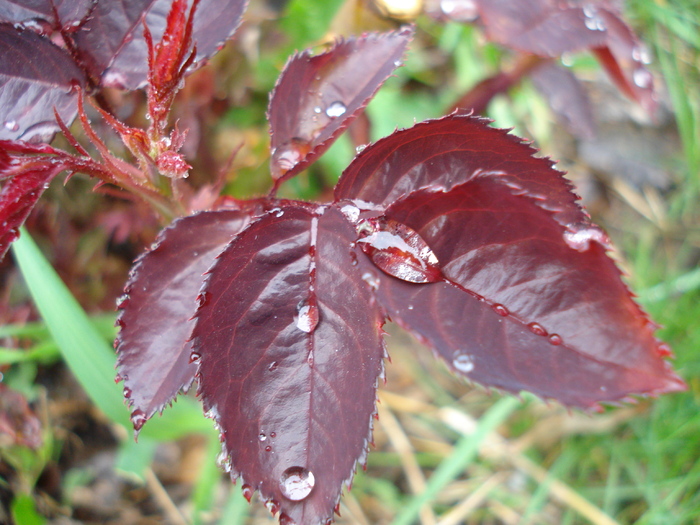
633 68 652 88
114 374 123 384
492 304 509 317
3 120 19 132
563 227 609 252
270 432 276 438
548 333 563 346
600 386 607 392
196 291 210 307
279 467 315 501
268 361 278 372
130 409 147 431
307 351 315 367
656 343 672 357
452 353 474 373
265 499 280 515
123 386 132 398
189 352 201 364
362 271 380 291
313 106 322 114
265 445 272 452
340 204 360 223
259 432 267 442
116 294 130 309
528 322 548 337
355 144 367 154
241 484 253 503
295 301 320 333
325 101 346 118
271 138 310 179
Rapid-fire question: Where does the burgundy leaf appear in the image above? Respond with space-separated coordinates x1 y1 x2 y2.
268 27 413 185
356 178 684 408
0 24 84 142
192 205 386 524
1 157 66 260
0 0 92 31
74 0 247 90
530 61 596 138
592 10 656 113
0 384 43 450
335 114 588 231
115 209 251 433
475 0 607 57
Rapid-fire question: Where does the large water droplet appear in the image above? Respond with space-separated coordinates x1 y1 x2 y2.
259 432 267 441
633 68 652 89
548 333 563 346
295 301 320 333
325 101 346 118
271 138 311 180
3 120 19 132
279 466 315 501
189 352 201 364
357 218 442 283
452 353 474 373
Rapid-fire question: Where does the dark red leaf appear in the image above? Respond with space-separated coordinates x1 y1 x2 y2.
592 10 657 113
357 178 684 408
0 23 84 142
0 384 43 450
530 61 596 138
115 210 251 433
0 0 92 31
192 205 386 524
74 0 247 90
335 114 588 231
475 0 607 57
0 156 66 260
268 27 413 185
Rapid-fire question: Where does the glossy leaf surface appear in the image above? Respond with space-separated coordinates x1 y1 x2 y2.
192 205 385 525
335 114 588 230
0 0 92 29
74 0 247 89
268 27 413 184
355 178 684 407
0 24 84 141
116 210 251 433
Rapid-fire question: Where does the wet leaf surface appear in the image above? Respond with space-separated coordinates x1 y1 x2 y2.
0 0 92 30
361 179 684 407
335 114 589 230
0 24 84 142
74 0 246 89
268 27 413 184
115 210 251 433
192 205 385 525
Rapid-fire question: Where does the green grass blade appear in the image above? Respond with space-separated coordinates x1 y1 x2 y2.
11 229 213 441
391 396 520 525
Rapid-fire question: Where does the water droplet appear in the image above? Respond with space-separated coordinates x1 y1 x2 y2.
362 271 380 291
452 353 474 373
270 432 276 438
563 227 609 252
114 374 123 384
313 106 322 114
189 352 201 364
265 499 280 515
492 304 509 317
355 144 367 154
307 351 315 368
241 484 253 503
130 409 147 431
196 292 210 307
528 323 548 337
123 386 132 398
268 361 279 372
340 204 360 223
116 294 130 309
656 343 672 357
271 138 310 179
3 120 19 132
633 68 652 88
357 218 442 283
325 101 346 118
440 0 478 21
279 467 315 501
265 445 272 452
19 18 52 36
408 304 414 310
295 301 320 333
600 386 607 392
548 333 563 346
259 432 267 441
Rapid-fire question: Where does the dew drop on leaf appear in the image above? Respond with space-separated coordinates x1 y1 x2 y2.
268 361 278 372
259 432 267 441
528 322 548 337
189 352 201 364
362 271 380 291
279 466 315 501
633 68 653 88
265 499 280 515
130 409 147 431
492 304 509 316
265 445 272 452
548 333 563 346
295 301 320 333
123 386 132 398
3 120 19 132
452 353 475 373
325 101 347 118
357 218 442 283
271 138 311 179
